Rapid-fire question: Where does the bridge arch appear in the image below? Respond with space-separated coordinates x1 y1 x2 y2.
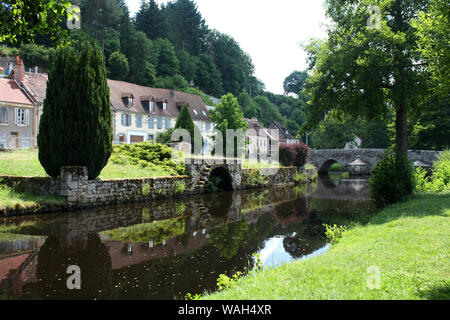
318 159 344 175
208 166 234 191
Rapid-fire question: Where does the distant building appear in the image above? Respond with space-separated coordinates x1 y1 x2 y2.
108 79 214 146
244 117 275 159
0 58 39 149
268 121 299 145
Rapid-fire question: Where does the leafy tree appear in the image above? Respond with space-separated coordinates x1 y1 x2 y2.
283 71 308 95
155 74 189 91
210 93 248 157
154 37 180 77
194 54 223 97
76 0 124 46
208 31 254 95
38 43 112 180
413 0 449 97
176 49 197 82
156 128 176 144
19 44 56 71
303 0 429 157
164 0 208 56
136 0 170 40
174 104 203 153
126 31 157 86
238 89 259 119
103 31 121 61
108 51 129 81
0 0 72 45
253 96 283 127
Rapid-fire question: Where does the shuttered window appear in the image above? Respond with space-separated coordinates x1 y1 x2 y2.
0 107 7 124
136 115 143 128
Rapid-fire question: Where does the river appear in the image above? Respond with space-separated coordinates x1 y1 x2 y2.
0 175 374 300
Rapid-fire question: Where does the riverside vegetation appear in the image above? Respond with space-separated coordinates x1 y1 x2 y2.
201 151 450 300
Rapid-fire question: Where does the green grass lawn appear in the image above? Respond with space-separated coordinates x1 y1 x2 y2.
202 193 450 300
0 149 175 179
0 184 66 210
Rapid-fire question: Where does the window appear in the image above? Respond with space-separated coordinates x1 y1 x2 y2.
128 96 133 106
121 113 131 126
193 109 198 115
201 110 207 117
148 116 154 129
150 101 154 112
136 115 143 128
163 102 167 111
206 122 211 132
165 118 171 129
122 95 133 107
15 108 29 126
157 117 163 129
0 107 7 124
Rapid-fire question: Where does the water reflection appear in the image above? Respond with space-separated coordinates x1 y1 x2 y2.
0 175 374 300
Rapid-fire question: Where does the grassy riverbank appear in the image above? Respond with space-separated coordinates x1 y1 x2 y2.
0 149 176 179
202 193 450 300
0 184 66 210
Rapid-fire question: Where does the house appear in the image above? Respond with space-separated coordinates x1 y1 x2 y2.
268 121 299 145
244 117 275 159
0 59 38 149
108 79 214 146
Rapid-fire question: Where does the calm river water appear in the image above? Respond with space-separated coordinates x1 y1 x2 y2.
0 175 374 300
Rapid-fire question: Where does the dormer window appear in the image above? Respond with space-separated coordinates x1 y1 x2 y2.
163 102 167 111
150 101 154 112
193 109 198 115
122 94 134 108
201 110 207 116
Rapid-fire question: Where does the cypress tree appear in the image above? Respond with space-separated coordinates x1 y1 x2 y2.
38 43 112 180
175 104 202 153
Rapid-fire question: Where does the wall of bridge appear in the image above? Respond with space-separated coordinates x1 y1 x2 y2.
309 149 440 174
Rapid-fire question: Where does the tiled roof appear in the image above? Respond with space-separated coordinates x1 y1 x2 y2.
269 121 296 140
21 72 48 104
0 78 33 105
107 79 211 121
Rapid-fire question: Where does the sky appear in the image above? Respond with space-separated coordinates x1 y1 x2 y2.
126 0 329 94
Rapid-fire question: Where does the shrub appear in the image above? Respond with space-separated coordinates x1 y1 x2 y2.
109 142 185 175
292 143 311 168
369 151 416 207
415 150 450 193
246 169 268 187
293 172 306 184
279 143 311 168
279 143 294 166
38 43 112 180
324 224 347 244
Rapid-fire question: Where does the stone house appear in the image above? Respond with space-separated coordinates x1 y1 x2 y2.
244 117 275 159
108 79 214 146
0 59 38 149
268 121 299 145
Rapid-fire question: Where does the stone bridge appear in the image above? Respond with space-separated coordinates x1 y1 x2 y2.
184 157 242 192
309 149 440 174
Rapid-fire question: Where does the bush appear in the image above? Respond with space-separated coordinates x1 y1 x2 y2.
109 142 185 175
415 150 450 193
38 43 112 180
292 143 311 168
369 151 416 207
279 143 294 166
279 143 311 168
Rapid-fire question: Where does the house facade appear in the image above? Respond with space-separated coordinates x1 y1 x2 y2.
0 59 37 149
268 121 300 145
108 80 214 147
244 117 275 159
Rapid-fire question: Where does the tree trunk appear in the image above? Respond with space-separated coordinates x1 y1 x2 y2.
395 104 408 156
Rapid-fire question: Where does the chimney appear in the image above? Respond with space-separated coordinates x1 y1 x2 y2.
14 56 25 83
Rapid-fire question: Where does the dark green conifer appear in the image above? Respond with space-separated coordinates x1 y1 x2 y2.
38 43 112 179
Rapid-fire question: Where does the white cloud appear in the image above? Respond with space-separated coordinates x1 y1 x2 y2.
126 0 328 94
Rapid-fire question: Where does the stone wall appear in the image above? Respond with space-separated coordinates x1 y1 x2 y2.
59 167 191 209
241 166 317 189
